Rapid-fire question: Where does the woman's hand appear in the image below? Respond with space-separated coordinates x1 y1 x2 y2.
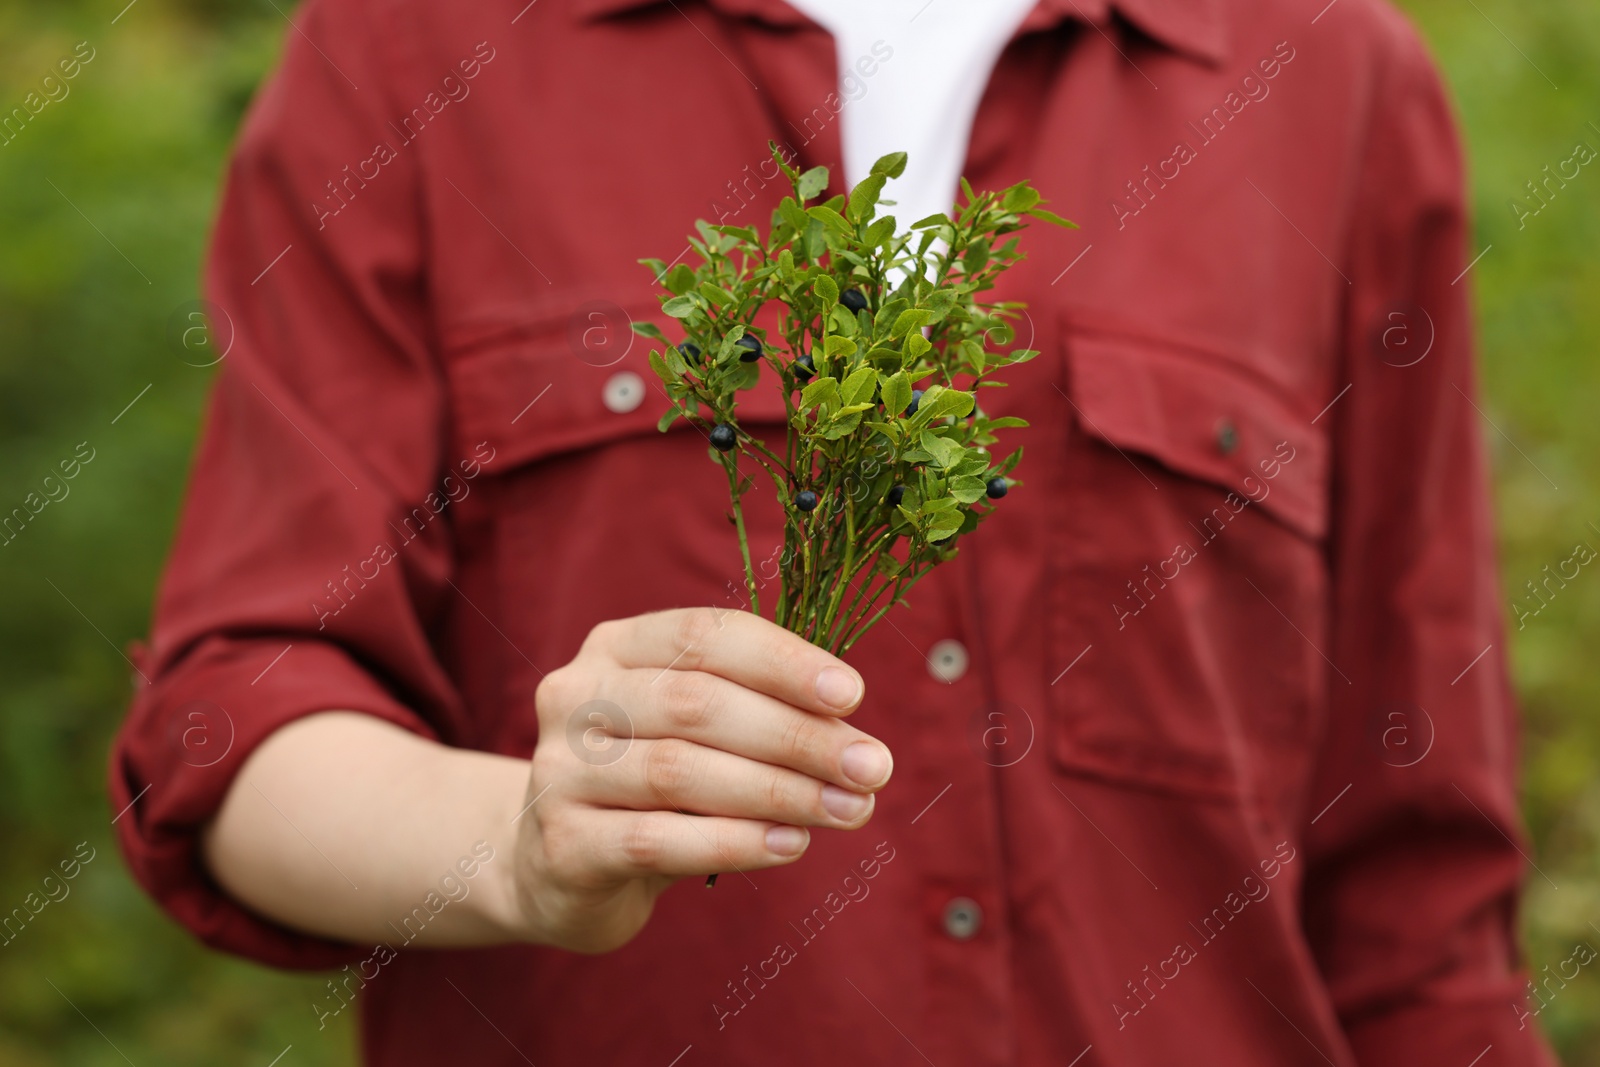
511 607 892 953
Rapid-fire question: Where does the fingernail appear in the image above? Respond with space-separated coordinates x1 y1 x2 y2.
766 825 809 856
816 666 863 710
821 784 872 822
841 742 892 788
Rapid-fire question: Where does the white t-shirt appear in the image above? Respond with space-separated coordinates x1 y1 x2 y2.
781 0 1040 227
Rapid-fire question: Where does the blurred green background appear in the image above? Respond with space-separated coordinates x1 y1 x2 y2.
1 0 1595 1063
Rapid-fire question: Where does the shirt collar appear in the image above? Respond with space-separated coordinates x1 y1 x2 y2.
572 0 1230 66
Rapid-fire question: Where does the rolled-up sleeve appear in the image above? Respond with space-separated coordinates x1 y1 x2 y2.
1302 19 1557 1066
108 0 461 969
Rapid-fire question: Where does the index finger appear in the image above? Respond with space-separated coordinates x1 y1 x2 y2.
596 608 865 717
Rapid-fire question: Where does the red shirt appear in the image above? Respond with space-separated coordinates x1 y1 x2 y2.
110 0 1556 1063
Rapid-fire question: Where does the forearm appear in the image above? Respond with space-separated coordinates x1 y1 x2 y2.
201 711 531 948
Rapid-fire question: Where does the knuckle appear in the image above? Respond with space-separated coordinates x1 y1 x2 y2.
670 607 722 667
660 672 716 733
767 637 811 685
583 618 622 654
780 715 829 771
537 807 579 876
644 739 699 796
619 814 666 870
535 666 576 722
762 770 797 817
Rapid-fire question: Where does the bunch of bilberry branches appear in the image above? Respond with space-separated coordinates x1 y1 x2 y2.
634 144 1073 656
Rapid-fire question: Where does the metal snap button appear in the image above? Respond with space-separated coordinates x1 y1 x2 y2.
602 371 645 414
943 897 983 940
1215 417 1239 455
928 639 969 683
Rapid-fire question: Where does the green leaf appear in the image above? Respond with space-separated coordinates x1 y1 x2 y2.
891 308 931 337
950 476 986 504
631 321 666 341
822 411 866 439
664 263 697 294
657 407 682 432
715 323 747 363
841 365 877 406
712 224 760 244
800 377 840 414
780 197 810 234
880 370 911 418
928 508 965 536
863 216 897 247
910 212 950 230
1025 206 1078 229
920 430 963 469
661 295 698 319
848 173 887 222
699 281 735 307
814 275 839 306
664 342 689 377
904 332 932 361
963 239 990 274
865 419 902 445
731 360 761 390
1001 183 1041 212
984 416 1028 429
874 297 909 334
824 335 858 358
923 289 958 320
806 205 852 234
797 165 830 201
918 385 975 423
803 217 826 260
829 305 859 335
870 151 908 178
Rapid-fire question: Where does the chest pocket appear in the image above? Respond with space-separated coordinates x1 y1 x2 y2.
1045 319 1332 807
438 301 793 750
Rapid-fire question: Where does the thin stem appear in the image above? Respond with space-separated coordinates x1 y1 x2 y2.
723 455 760 618
838 565 935 655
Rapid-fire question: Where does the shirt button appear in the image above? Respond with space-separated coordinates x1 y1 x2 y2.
943 897 983 940
1215 417 1239 455
602 371 645 413
928 639 968 683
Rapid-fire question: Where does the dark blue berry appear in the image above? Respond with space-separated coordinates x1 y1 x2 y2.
905 389 924 417
736 335 763 362
793 354 816 381
887 485 905 507
986 477 1009 499
795 490 819 512
841 288 868 312
678 342 701 361
709 424 737 452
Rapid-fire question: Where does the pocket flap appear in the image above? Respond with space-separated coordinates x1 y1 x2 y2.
443 306 791 473
1066 328 1329 541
